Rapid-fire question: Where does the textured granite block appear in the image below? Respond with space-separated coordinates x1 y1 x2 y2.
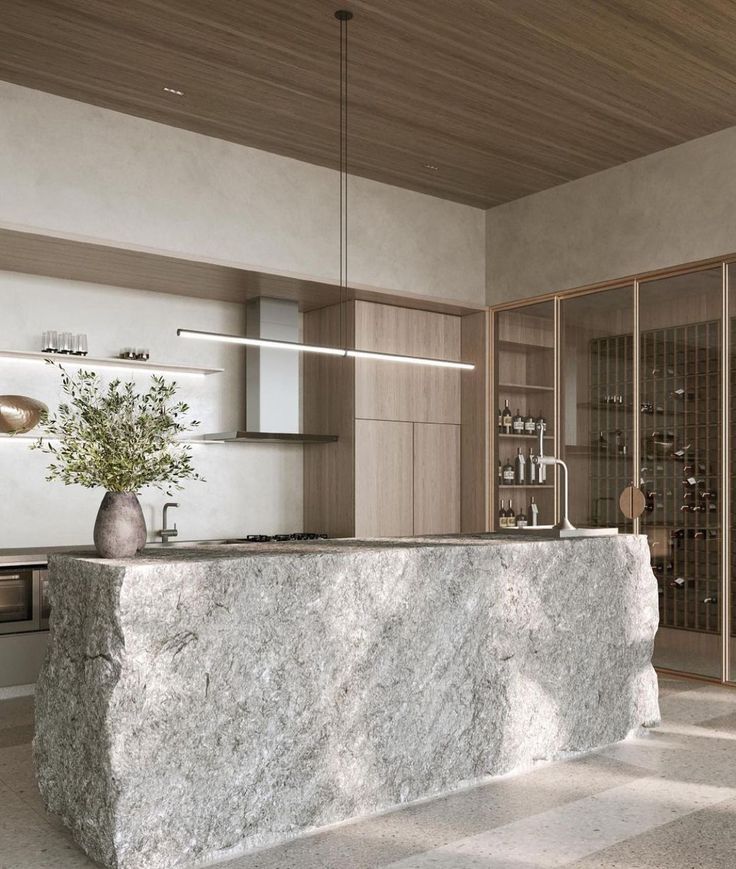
34 535 659 868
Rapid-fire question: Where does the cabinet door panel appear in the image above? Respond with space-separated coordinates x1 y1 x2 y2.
354 301 461 423
355 419 413 537
414 423 461 535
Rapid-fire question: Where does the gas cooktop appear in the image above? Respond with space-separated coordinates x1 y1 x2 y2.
222 533 328 544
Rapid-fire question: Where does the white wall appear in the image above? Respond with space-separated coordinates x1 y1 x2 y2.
0 81 485 305
0 272 302 547
485 124 736 304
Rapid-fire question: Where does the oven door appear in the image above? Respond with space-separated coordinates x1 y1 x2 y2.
0 567 40 634
38 568 50 630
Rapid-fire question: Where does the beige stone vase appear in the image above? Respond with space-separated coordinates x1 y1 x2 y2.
93 492 147 559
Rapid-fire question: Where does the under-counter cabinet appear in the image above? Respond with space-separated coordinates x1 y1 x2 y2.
304 300 486 537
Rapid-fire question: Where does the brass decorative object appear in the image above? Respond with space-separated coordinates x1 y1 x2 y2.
0 395 47 434
619 484 646 520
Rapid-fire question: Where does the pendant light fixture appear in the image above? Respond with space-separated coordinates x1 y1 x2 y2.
179 11 474 372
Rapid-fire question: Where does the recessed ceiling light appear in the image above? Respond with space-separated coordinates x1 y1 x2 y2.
163 86 184 96
423 163 439 171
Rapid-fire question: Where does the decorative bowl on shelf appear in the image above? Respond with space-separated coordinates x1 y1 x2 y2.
0 395 48 434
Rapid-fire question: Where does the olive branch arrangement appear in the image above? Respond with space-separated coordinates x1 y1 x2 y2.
32 362 204 495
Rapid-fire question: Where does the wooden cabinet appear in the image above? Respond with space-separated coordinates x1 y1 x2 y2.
355 420 413 537
354 301 461 423
304 300 487 538
413 423 461 535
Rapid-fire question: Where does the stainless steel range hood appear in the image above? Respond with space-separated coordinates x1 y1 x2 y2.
203 298 338 445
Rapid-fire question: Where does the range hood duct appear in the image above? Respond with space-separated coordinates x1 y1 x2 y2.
245 298 300 434
203 298 338 444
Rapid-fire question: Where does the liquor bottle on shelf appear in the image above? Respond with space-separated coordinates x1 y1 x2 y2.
524 413 536 435
537 453 547 485
502 458 514 485
512 408 525 434
515 448 526 485
527 449 538 485
506 500 516 528
498 499 507 529
529 496 539 526
537 412 547 434
501 400 513 435
516 506 528 528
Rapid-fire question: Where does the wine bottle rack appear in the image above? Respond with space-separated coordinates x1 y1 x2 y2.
588 334 634 531
591 320 722 636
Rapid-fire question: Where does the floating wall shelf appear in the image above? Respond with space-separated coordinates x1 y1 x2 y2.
0 349 223 376
203 431 338 444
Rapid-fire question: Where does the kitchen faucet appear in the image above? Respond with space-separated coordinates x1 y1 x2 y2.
158 502 179 544
534 424 576 532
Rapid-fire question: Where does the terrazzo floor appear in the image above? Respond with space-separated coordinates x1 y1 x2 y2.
1 676 735 868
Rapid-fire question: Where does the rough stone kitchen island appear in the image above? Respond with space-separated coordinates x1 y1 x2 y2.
34 533 660 869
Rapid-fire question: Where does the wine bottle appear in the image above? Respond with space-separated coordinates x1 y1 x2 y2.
506 500 516 528
516 506 528 528
671 387 695 401
499 499 507 529
501 400 513 435
512 408 524 434
524 413 536 435
527 449 537 485
529 496 538 526
502 458 514 485
515 447 526 485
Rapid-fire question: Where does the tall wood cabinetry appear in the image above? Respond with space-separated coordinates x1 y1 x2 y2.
304 300 487 537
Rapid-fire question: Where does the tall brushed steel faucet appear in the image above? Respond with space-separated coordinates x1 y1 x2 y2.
159 502 179 544
534 423 576 532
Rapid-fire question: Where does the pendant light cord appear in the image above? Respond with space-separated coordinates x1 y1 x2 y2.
336 10 352 351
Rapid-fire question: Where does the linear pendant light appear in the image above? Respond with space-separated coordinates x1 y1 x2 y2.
178 11 474 373
178 328 474 369
177 329 346 356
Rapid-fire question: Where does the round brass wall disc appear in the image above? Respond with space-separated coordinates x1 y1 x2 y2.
619 485 646 519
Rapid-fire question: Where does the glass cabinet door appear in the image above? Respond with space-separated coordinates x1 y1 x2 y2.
560 286 635 531
639 268 723 679
494 301 555 531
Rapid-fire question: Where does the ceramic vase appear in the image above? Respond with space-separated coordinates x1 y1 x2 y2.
93 492 146 558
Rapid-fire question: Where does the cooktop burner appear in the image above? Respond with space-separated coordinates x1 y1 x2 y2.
224 533 329 544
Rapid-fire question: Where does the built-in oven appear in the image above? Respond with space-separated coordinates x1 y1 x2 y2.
0 566 47 634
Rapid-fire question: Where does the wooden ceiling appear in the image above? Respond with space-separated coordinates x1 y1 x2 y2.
2 1 736 208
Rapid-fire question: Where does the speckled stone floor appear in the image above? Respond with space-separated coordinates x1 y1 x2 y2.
1 675 735 868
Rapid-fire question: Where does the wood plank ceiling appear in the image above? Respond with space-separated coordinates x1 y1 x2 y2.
2 0 736 208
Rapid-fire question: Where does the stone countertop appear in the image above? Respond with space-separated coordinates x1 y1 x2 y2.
1 531 631 566
36 532 659 869
46 531 640 567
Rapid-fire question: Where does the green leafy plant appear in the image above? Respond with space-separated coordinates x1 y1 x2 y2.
32 363 204 494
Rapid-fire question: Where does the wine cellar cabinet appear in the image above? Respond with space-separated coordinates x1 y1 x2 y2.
491 263 736 683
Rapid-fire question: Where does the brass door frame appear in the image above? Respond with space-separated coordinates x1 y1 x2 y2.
490 259 733 684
